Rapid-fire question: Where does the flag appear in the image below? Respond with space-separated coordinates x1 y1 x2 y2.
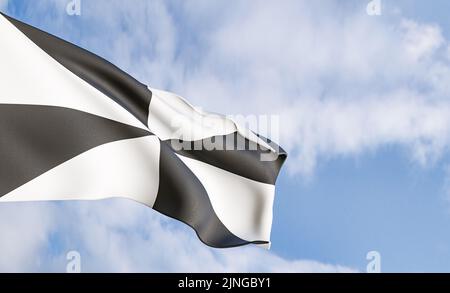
0 13 286 248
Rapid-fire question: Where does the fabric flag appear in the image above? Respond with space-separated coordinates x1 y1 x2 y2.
0 13 287 248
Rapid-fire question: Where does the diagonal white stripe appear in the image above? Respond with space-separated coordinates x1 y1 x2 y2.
176 153 275 243
0 136 160 207
0 14 146 130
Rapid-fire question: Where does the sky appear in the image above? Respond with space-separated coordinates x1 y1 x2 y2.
1 0 450 272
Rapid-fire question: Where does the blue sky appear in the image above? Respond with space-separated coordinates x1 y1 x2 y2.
2 0 450 272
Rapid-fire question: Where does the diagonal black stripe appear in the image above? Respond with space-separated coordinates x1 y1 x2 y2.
1 13 152 127
153 142 267 248
0 104 151 197
163 132 287 185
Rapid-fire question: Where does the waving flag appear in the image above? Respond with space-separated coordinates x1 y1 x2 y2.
0 13 286 248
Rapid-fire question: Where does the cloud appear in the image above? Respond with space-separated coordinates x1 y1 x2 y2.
401 19 444 62
25 0 450 177
8 0 450 177
0 200 357 272
0 202 56 272
171 1 450 176
0 0 8 10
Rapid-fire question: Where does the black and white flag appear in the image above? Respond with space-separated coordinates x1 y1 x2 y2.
0 13 286 248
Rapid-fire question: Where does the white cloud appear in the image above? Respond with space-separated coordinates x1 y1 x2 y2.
7 0 450 177
0 199 356 272
0 202 56 272
0 200 357 272
175 2 450 177
71 199 357 272
401 19 444 62
177 2 450 177
0 0 8 10
37 0 448 177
